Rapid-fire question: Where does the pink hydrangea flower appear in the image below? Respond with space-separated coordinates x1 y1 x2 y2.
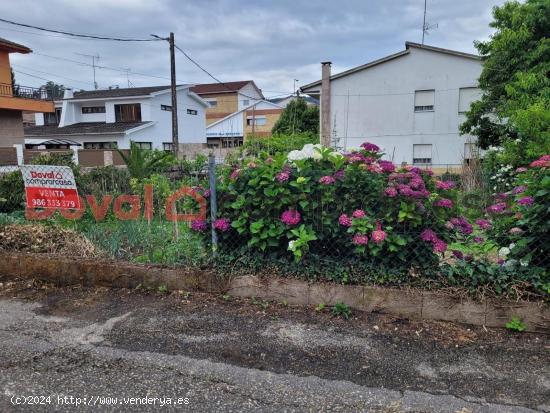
338 214 352 227
352 209 366 219
213 218 231 232
352 233 369 245
276 171 290 183
433 239 447 253
434 198 453 208
420 229 437 242
230 169 240 180
360 142 380 152
247 162 257 169
530 155 550 168
486 202 507 214
509 227 523 235
384 187 397 197
281 209 301 226
371 222 386 244
475 219 492 230
191 219 208 232
319 175 336 185
435 180 456 190
379 160 395 173
203 189 211 198
474 236 483 243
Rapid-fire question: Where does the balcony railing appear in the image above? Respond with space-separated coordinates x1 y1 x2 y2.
0 82 55 101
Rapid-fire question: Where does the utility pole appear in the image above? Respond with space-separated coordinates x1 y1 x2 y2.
151 33 179 157
169 32 179 158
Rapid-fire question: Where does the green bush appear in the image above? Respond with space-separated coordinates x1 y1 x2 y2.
0 171 24 213
243 133 318 157
210 142 461 272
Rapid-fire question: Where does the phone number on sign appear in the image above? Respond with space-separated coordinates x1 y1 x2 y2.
31 198 77 208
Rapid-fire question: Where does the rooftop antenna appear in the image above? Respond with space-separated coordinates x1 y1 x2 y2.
75 53 100 89
422 0 438 44
123 68 133 88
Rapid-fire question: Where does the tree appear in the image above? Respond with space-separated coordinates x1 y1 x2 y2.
40 81 65 100
460 0 550 164
272 98 319 135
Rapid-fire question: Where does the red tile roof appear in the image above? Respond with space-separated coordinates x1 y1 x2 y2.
190 80 257 95
0 37 31 53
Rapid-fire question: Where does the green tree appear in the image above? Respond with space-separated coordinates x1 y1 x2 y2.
40 81 65 100
272 98 319 135
460 0 550 164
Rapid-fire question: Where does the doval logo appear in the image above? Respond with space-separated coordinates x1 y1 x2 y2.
30 171 64 179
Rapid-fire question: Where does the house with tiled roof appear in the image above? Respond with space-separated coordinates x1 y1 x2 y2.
0 37 54 161
190 80 286 148
26 85 209 151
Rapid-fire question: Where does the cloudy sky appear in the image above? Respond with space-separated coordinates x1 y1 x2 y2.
1 0 505 98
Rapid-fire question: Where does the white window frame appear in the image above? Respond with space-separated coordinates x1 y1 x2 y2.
413 144 433 165
414 90 435 112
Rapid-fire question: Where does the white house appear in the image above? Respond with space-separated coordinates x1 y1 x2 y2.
25 85 209 151
300 42 483 168
268 95 319 108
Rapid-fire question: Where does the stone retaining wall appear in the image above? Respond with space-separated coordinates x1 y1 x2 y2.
0 252 548 334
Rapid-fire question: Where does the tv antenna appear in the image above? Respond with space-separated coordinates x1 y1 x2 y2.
75 53 100 89
123 68 134 88
422 0 438 44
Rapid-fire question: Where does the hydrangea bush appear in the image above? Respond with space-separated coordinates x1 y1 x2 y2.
208 142 465 272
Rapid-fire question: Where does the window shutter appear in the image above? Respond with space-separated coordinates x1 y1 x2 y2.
414 90 435 107
458 88 481 113
413 144 432 160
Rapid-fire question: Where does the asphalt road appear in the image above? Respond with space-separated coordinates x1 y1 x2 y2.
0 281 548 412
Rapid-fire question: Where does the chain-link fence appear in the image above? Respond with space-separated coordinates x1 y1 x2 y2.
1 150 548 299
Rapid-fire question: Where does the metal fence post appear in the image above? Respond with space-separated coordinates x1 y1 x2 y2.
208 154 218 256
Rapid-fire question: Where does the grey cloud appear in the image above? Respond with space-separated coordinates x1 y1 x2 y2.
0 0 505 96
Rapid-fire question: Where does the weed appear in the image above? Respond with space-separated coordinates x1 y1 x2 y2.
315 303 326 312
251 297 269 310
505 316 526 332
332 302 351 319
157 284 168 294
221 294 232 301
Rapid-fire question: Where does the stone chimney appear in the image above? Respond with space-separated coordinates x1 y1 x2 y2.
320 62 331 147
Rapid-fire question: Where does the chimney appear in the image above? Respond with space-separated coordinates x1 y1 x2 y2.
320 61 331 147
62 88 73 99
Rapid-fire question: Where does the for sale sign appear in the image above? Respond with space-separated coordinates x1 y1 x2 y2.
20 165 80 209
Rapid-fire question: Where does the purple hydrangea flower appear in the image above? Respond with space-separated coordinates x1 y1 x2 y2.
421 229 437 242
486 202 507 214
434 198 453 208
435 180 456 190
213 218 231 232
191 219 208 232
433 239 447 253
511 185 527 195
379 160 396 173
475 219 492 230
281 209 301 226
452 250 464 259
360 142 380 152
517 196 534 206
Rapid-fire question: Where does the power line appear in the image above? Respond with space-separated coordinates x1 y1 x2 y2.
11 64 95 86
0 18 162 42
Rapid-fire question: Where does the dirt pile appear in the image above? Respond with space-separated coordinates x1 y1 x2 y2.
0 224 101 258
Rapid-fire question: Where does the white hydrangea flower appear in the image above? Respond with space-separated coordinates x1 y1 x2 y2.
288 150 307 161
288 240 297 251
329 151 344 159
498 247 510 257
